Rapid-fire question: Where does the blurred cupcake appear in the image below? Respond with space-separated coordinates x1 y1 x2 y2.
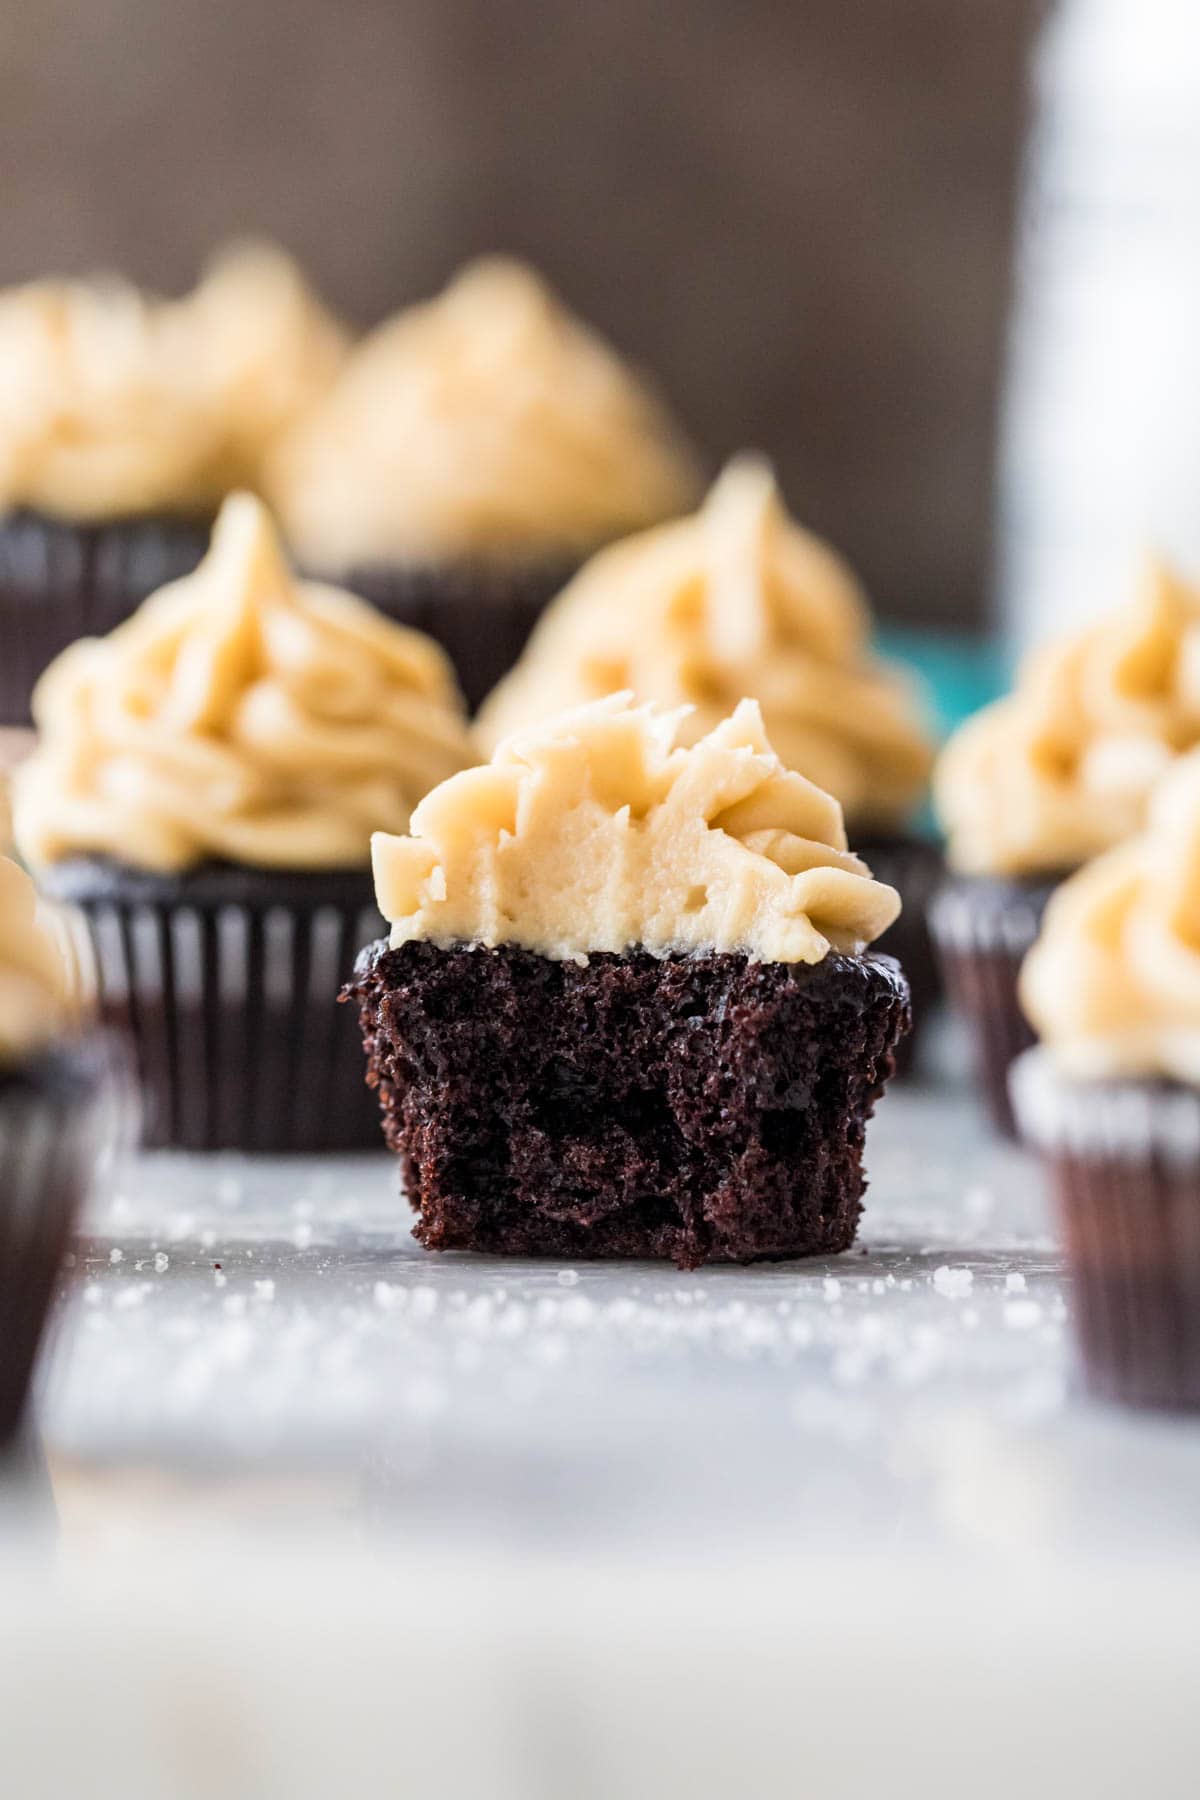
13 492 473 1152
0 242 347 725
267 257 702 707
932 556 1200 1132
1012 750 1200 1409
0 853 114 1444
478 456 939 1052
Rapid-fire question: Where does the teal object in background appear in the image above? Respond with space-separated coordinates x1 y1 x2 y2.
877 626 1008 742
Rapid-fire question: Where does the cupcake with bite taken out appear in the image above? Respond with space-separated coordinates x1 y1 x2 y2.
1012 748 1200 1410
14 491 473 1152
347 694 910 1268
0 242 347 725
933 556 1200 1134
267 257 702 708
478 456 938 1056
0 852 118 1444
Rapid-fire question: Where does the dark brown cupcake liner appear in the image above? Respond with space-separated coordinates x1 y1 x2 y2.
327 556 579 711
1011 1049 1200 1410
38 859 386 1153
929 872 1062 1135
0 510 211 727
0 1039 124 1443
852 833 944 1076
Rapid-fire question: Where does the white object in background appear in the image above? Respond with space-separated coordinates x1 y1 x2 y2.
998 0 1200 655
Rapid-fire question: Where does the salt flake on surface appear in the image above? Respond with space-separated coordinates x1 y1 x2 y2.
932 1265 973 1299
556 1269 580 1287
109 1248 123 1265
154 1253 169 1274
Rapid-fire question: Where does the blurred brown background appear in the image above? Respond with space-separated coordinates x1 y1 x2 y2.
0 0 1036 630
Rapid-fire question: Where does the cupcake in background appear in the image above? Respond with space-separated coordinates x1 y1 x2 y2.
478 456 939 1053
14 491 473 1152
1012 748 1200 1410
0 853 115 1444
267 257 703 708
0 243 347 726
932 556 1200 1133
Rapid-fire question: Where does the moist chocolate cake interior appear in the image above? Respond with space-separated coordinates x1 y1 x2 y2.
349 940 909 1269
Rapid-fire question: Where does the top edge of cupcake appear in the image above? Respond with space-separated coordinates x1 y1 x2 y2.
0 241 348 524
14 494 474 875
476 455 934 832
371 691 901 966
266 256 704 570
0 854 78 1064
936 556 1200 878
1020 746 1200 1084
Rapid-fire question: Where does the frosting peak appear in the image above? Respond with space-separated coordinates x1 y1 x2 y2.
937 556 1200 876
477 457 934 830
268 256 703 567
0 855 76 1063
15 494 473 873
372 694 900 964
1020 748 1200 1081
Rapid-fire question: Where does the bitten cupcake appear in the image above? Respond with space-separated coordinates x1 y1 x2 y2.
0 242 347 725
267 258 702 707
1012 749 1200 1410
14 491 473 1152
347 694 909 1269
478 456 938 1052
933 556 1200 1133
0 853 113 1443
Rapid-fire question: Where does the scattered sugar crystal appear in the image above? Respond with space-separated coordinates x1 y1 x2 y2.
932 1265 974 1299
109 1248 123 1265
254 1280 276 1302
822 1276 842 1302
154 1253 169 1274
556 1269 580 1287
1005 1271 1028 1294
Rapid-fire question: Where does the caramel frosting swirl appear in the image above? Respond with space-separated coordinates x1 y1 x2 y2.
937 558 1200 876
1020 749 1200 1081
0 854 76 1062
372 693 900 964
0 244 346 521
15 494 473 873
478 458 934 830
268 257 703 568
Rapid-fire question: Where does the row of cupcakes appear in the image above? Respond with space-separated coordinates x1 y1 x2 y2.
0 248 702 718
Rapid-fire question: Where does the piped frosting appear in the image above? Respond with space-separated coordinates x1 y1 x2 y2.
0 855 76 1063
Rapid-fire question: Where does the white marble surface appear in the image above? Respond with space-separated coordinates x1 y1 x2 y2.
25 1064 1200 1564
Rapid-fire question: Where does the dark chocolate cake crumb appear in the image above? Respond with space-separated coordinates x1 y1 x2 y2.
347 941 910 1269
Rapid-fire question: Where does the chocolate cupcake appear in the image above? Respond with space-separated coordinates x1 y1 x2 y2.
0 243 348 725
1011 751 1200 1409
933 556 1200 1134
13 492 474 1152
348 694 910 1268
0 855 117 1443
267 258 703 708
477 456 939 1062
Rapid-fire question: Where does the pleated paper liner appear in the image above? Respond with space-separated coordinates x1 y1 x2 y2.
929 872 1063 1134
0 1038 127 1444
0 510 211 726
1011 1049 1200 1411
40 860 386 1153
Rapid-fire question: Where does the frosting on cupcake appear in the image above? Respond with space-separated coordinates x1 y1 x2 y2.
371 693 900 964
268 257 703 568
0 245 345 522
937 558 1200 877
477 457 933 830
1020 749 1200 1082
0 855 76 1062
15 493 473 873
